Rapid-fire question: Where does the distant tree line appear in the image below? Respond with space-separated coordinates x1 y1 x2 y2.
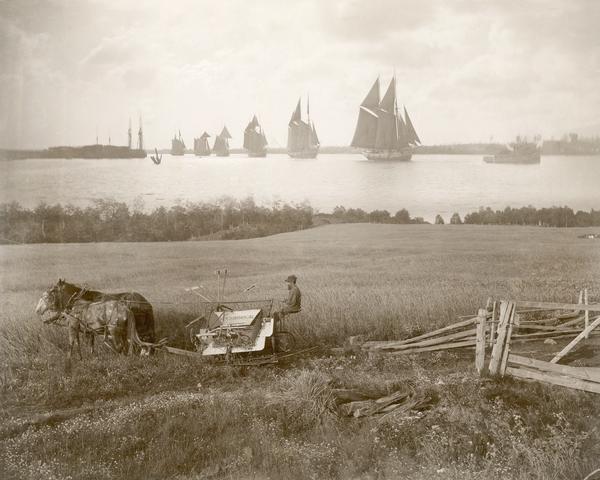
0 198 313 244
1 200 598 244
325 206 427 224
440 206 600 227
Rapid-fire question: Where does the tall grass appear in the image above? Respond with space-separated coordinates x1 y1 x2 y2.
1 224 599 479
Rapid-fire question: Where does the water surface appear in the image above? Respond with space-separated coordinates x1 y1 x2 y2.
1 154 598 222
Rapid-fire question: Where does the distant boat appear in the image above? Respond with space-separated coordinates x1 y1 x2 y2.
194 132 211 156
150 148 162 165
287 97 319 158
351 76 420 161
243 115 268 157
6 118 147 159
213 126 232 157
484 136 541 164
15 144 147 159
171 131 186 156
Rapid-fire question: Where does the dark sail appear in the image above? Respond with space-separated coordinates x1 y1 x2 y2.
403 107 421 145
194 131 211 155
220 126 232 139
374 79 398 150
351 78 379 148
287 98 319 157
171 131 185 155
289 99 301 125
243 115 268 155
351 107 379 148
311 122 320 146
396 114 408 149
213 126 231 156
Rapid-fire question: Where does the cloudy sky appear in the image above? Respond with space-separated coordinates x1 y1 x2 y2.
1 0 598 149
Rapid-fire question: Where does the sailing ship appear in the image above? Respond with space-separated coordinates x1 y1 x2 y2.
171 131 186 156
213 126 232 157
193 132 211 156
287 97 319 158
483 136 541 164
351 76 420 161
243 115 268 157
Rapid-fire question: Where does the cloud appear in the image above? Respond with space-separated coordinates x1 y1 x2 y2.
319 0 438 43
80 35 138 67
0 0 599 148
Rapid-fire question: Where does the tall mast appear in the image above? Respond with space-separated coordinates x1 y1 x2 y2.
307 94 311 146
128 117 132 149
393 75 399 147
138 116 144 151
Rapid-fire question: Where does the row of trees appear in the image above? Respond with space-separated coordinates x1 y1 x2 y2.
1 200 598 244
332 205 600 228
0 198 313 244
434 206 600 227
328 206 426 224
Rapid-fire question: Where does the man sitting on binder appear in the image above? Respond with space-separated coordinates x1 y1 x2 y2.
273 275 301 325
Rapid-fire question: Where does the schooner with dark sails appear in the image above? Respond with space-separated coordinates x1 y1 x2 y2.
243 115 268 157
213 126 232 157
171 131 186 156
193 132 211 156
287 97 319 158
351 76 420 161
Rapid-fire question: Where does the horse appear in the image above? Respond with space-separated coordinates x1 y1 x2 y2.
62 299 134 359
36 279 156 343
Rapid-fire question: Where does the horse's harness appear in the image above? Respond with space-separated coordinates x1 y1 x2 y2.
48 285 103 336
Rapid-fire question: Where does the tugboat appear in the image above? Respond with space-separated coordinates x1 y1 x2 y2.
351 76 420 161
484 136 541 164
287 97 319 158
213 126 232 157
243 115 268 157
194 132 211 156
171 131 186 156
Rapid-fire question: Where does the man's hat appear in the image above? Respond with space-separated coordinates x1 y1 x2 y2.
285 274 297 283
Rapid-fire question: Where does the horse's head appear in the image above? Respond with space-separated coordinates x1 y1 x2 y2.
35 279 70 322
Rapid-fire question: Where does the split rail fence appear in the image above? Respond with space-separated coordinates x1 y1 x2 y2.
361 290 600 394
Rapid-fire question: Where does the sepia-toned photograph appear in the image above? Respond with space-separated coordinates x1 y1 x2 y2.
1 1 599 478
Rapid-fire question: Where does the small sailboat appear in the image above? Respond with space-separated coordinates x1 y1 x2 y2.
213 126 232 157
351 76 420 161
171 131 186 156
194 132 211 156
244 115 268 157
150 148 162 165
287 97 319 158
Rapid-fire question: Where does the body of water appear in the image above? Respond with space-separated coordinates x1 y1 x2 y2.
1 154 598 222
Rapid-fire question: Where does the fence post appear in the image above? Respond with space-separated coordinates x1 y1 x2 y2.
584 289 589 338
489 301 514 376
475 308 487 375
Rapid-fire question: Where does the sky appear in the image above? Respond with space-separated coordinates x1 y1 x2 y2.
1 0 599 149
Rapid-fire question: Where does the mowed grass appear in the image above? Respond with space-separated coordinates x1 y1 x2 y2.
1 224 600 480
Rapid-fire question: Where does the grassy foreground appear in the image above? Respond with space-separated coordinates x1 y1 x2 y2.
1 224 600 479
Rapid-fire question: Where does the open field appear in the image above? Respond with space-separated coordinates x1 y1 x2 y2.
1 224 600 479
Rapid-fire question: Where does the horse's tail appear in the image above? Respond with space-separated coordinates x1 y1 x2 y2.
126 307 139 355
146 306 156 342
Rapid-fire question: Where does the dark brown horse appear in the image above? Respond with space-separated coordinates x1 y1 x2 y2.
36 279 156 343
